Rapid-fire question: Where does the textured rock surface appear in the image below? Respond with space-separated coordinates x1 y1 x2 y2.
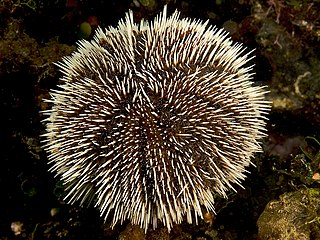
257 188 320 240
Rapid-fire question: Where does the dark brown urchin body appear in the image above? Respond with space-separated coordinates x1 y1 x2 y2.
42 6 270 232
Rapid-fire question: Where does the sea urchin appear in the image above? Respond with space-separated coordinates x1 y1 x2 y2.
42 6 270 232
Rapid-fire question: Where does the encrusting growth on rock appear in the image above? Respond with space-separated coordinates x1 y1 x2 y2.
42 6 270 232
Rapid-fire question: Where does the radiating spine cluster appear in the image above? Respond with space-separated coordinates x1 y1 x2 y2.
42 6 270 232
